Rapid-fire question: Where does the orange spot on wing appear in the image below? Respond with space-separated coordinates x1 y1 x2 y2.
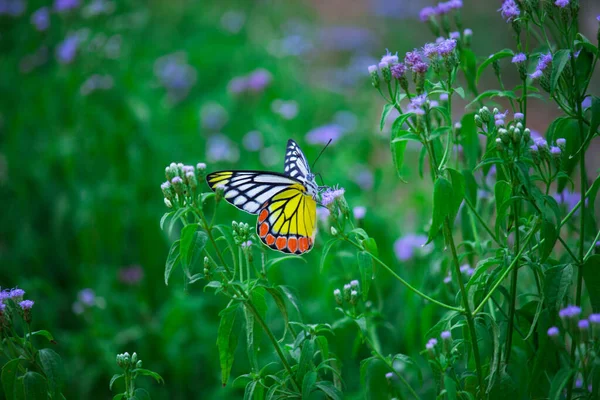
266 234 276 245
288 237 298 253
298 237 309 253
259 223 269 238
258 209 268 223
276 237 287 250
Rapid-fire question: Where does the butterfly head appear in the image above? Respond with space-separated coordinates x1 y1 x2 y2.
304 172 319 198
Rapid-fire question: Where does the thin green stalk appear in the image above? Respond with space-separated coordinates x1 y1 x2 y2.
345 238 463 312
504 181 520 365
464 197 501 246
557 236 579 262
443 219 484 394
245 300 301 393
473 222 539 314
583 230 600 260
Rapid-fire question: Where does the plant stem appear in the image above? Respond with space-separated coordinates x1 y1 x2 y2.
464 197 501 246
473 222 539 314
346 238 463 312
443 219 484 395
504 182 520 365
244 300 301 393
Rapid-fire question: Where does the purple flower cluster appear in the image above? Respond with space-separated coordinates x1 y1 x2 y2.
419 0 462 21
321 186 345 207
512 53 526 64
0 287 34 313
305 124 344 145
55 0 80 13
498 0 520 23
530 53 552 79
31 7 50 31
404 50 428 74
407 94 428 115
459 264 474 276
554 0 569 7
559 305 581 319
227 68 272 95
56 35 79 64
553 189 587 213
154 52 197 101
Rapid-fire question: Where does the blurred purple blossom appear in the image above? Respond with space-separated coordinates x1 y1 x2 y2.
321 186 345 206
394 234 430 261
200 103 228 131
247 69 272 92
19 300 34 310
381 50 399 65
54 0 79 13
80 74 114 96
220 10 245 34
512 53 526 63
419 6 437 21
547 326 559 337
243 131 263 152
56 35 79 64
407 94 427 115
499 0 520 22
0 0 25 16
119 265 144 285
582 96 592 109
271 99 299 120
31 7 50 31
351 165 374 190
306 124 344 145
554 0 569 7
81 0 115 18
78 288 96 306
154 52 197 102
559 305 581 319
554 189 587 213
449 31 460 40
206 134 240 163
437 39 456 56
319 27 375 51
353 206 366 220
317 207 330 223
9 288 25 299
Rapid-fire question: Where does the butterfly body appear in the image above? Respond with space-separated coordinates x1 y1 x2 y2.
206 140 322 254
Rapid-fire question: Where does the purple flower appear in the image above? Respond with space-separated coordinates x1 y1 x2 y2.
243 131 263 151
171 176 183 185
582 96 592 109
529 144 539 153
448 0 463 9
538 53 553 69
368 65 377 74
499 0 520 23
449 31 460 40
440 330 452 340
378 61 389 70
404 51 423 67
534 137 548 148
437 39 456 56
391 63 406 79
0 303 5 313
227 76 247 94
463 28 473 36
381 50 399 65
530 70 543 79
19 300 34 310
200 103 229 131
317 207 330 223
436 1 453 14
412 61 429 74
241 240 252 248
589 314 600 324
547 326 559 337
422 43 438 58
56 35 79 64
514 112 524 120
306 124 343 145
578 319 589 329
247 69 272 92
440 93 449 101
353 206 366 220
0 0 26 16
443 275 452 284
154 53 197 99
495 119 505 127
78 289 96 306
554 0 569 7
394 233 430 261
0 289 10 302
550 146 561 156
559 305 581 319
321 187 345 206
119 265 144 285
512 53 526 63
425 341 435 350
351 165 374 190
428 338 438 346
407 94 428 115
460 264 474 276
419 6 437 21
31 7 50 31
206 134 239 163
10 288 25 299
554 189 587 212
54 0 80 12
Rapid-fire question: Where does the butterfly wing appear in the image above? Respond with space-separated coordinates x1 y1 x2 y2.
284 139 312 180
206 171 301 214
256 187 317 254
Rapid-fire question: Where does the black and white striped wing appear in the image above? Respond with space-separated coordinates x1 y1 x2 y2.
283 139 311 180
206 171 303 214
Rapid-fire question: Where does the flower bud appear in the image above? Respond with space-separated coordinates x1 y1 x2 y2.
368 65 380 88
164 198 173 208
556 138 566 150
579 319 590 343
343 284 351 302
480 107 491 123
495 138 504 151
441 330 452 352
512 128 522 144
515 122 523 130
523 128 531 143
215 185 225 205
350 290 358 305
196 163 207 182
547 326 560 344
514 113 524 121
474 114 483 128
330 226 338 236
186 172 198 190
333 289 343 305
171 176 184 196
350 279 360 292
136 360 142 368
131 352 138 364
385 372 394 383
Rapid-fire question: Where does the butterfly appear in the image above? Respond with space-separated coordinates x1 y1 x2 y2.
206 139 324 254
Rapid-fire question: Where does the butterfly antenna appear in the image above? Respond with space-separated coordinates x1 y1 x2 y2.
315 172 326 187
311 138 332 170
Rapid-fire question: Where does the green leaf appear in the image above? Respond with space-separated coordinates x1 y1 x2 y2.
314 381 343 400
296 338 315 384
357 251 373 301
113 394 125 400
159 212 173 230
380 103 394 131
549 368 574 400
131 388 151 400
362 237 378 257
302 371 317 400
589 96 600 137
476 49 514 84
583 255 600 313
544 264 573 312
264 287 290 340
428 177 455 242
23 372 47 400
466 90 516 109
164 240 180 285
550 49 571 94
574 47 594 93
179 224 208 269
109 374 123 391
2 359 24 400
131 368 164 384
265 255 306 271
460 113 480 169
454 86 465 99
217 303 241 386
447 168 466 222
494 180 511 236
461 48 477 94
243 381 257 400
37 348 65 398
26 330 55 343
539 219 558 262
444 375 458 400
390 141 408 179
320 239 339 273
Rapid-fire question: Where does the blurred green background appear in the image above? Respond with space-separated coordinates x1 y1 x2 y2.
1 0 599 398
